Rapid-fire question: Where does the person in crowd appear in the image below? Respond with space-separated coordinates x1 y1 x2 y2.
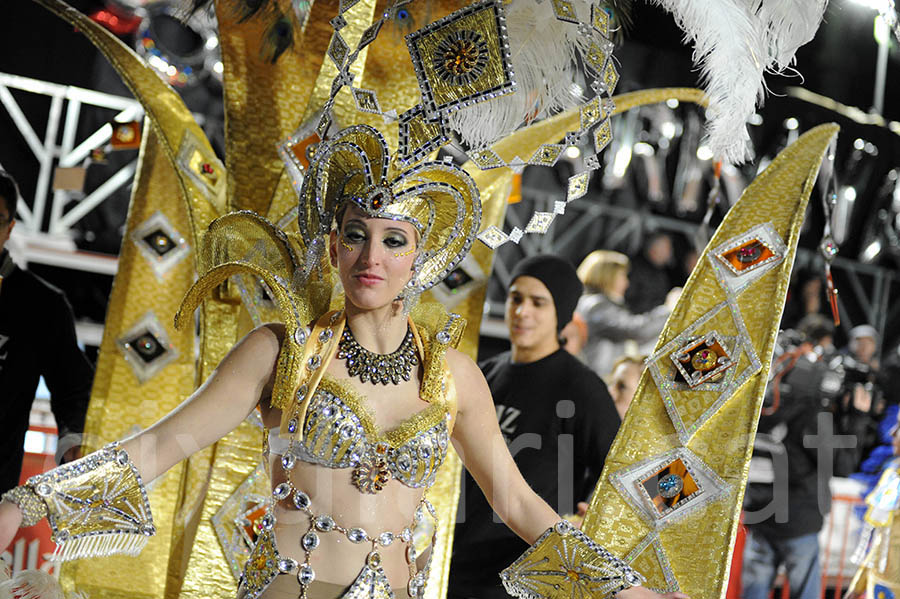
624 231 675 313
575 249 679 378
848 325 880 370
781 272 825 331
560 312 588 356
607 354 646 421
448 254 621 599
742 315 869 599
0 170 93 495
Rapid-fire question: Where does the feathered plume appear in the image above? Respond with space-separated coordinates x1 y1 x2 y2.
447 0 594 149
0 569 88 599
649 0 828 164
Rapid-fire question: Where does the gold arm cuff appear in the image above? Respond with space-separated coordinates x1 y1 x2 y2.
501 521 643 599
24 442 156 561
1 485 49 528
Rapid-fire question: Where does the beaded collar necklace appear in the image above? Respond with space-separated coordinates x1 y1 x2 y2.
336 324 418 385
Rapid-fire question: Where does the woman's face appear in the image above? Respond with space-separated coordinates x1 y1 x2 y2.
610 268 629 300
330 205 419 312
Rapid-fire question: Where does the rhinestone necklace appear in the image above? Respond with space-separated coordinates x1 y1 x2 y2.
337 324 418 385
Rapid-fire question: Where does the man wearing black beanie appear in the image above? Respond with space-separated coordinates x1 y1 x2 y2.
448 254 620 599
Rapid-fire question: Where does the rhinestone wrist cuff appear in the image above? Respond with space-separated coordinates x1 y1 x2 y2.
2 485 49 528
500 520 644 599
23 442 156 561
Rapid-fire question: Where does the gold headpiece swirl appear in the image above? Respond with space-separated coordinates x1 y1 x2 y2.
298 124 482 293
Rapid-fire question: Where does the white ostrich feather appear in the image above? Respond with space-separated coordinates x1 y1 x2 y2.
755 0 829 70
0 570 66 599
447 0 592 149
651 0 828 164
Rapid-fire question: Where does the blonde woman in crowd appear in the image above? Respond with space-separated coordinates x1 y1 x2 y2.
575 250 679 377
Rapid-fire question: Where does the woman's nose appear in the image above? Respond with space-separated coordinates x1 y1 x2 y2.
359 238 383 265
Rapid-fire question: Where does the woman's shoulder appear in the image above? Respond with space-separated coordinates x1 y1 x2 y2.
235 323 287 367
444 348 489 392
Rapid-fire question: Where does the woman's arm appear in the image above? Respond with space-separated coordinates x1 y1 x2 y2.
447 348 687 599
447 348 558 544
0 323 283 551
116 323 282 483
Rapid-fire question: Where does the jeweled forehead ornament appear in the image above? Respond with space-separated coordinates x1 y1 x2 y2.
294 124 482 294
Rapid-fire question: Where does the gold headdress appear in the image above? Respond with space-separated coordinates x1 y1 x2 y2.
297 124 482 296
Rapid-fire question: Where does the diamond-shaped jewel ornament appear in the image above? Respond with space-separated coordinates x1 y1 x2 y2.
625 532 680 593
469 147 506 170
669 331 736 389
603 60 620 94
647 301 761 443
357 19 383 50
316 111 333 139
591 3 610 37
525 212 555 234
211 463 269 580
406 0 516 116
397 104 450 166
477 225 509 249
527 144 565 167
593 118 613 153
580 96 604 131
610 447 729 530
176 129 225 199
277 117 319 195
709 222 787 297
567 172 590 201
116 311 179 384
338 0 361 14
550 0 579 23
130 211 190 279
327 32 350 67
585 40 609 74
351 87 382 114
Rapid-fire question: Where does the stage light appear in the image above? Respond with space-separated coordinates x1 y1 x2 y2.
861 239 882 263
660 121 676 139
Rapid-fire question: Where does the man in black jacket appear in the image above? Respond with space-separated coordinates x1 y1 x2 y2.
0 171 93 494
448 255 621 599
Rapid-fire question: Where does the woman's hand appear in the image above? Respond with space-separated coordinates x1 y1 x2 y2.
618 586 690 599
0 500 24 554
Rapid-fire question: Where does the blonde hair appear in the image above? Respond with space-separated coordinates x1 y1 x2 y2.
577 250 630 295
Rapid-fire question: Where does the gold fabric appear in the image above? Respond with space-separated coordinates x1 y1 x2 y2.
59 125 208 599
847 464 900 599
581 124 841 599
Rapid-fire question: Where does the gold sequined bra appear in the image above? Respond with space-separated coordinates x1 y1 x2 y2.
240 309 463 599
267 376 451 490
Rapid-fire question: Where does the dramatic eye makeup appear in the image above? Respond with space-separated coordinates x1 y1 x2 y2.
384 233 409 249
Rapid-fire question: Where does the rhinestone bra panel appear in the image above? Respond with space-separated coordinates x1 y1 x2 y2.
273 383 450 489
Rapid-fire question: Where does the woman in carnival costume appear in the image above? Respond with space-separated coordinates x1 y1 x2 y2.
0 125 685 599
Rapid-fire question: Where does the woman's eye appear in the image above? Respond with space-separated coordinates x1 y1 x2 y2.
385 236 408 249
344 230 366 243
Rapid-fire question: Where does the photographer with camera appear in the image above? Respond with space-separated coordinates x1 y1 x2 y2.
742 315 872 599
